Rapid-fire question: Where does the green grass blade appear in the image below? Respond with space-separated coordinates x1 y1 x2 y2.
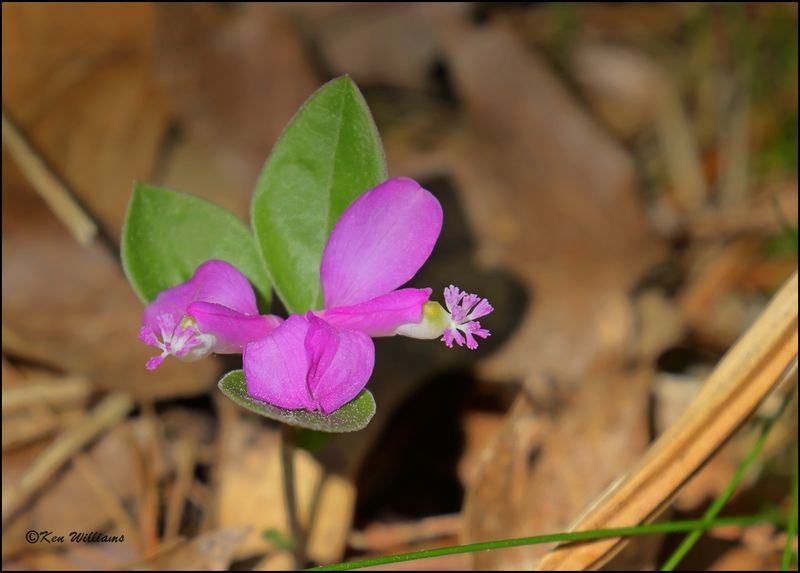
782 447 798 570
308 514 783 571
661 384 796 571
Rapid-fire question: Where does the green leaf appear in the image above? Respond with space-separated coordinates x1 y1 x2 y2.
251 75 387 314
763 226 799 258
122 183 271 305
295 429 334 453
262 528 294 552
217 370 376 432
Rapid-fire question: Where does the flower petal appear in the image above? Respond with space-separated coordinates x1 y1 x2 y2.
304 315 374 414
143 259 259 332
318 288 432 337
187 301 283 353
243 315 375 415
320 177 443 308
243 315 315 411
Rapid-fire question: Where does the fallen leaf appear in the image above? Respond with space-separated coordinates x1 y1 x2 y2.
535 272 797 570
154 3 319 198
213 401 322 561
2 417 168 560
2 2 170 237
124 527 249 571
430 17 662 388
401 14 661 568
283 3 468 92
2 150 218 400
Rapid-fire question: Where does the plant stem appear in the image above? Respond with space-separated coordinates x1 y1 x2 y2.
782 446 798 570
661 384 796 571
307 513 783 571
280 425 305 568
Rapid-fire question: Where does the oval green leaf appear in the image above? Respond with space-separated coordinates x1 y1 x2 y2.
251 75 387 314
217 370 376 433
122 183 271 306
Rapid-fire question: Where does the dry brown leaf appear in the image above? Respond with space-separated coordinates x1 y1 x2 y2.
653 370 798 511
460 391 541 569
283 3 468 92
500 3 691 48
570 42 709 213
123 527 249 571
632 289 686 361
1 357 24 386
2 367 91 451
680 238 760 329
679 237 781 349
297 172 527 563
154 2 319 201
2 393 135 525
743 258 800 293
717 79 750 208
305 472 356 565
2 408 84 452
2 417 168 560
162 434 197 543
457 410 507 488
252 550 296 571
401 14 662 568
349 514 461 553
2 2 169 237
2 374 91 415
213 402 322 561
2 150 218 400
3 540 138 571
652 371 745 511
429 16 662 388
651 72 709 214
356 552 470 571
462 366 652 569
707 546 781 571
1 113 98 246
535 271 798 570
570 43 664 141
689 179 798 240
158 134 250 222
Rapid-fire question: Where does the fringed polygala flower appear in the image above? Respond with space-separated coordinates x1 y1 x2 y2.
244 313 375 414
243 177 494 414
139 260 281 370
400 285 493 349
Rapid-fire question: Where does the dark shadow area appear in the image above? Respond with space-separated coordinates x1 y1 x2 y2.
349 174 528 525
353 368 518 526
656 346 721 375
471 2 534 26
410 174 530 355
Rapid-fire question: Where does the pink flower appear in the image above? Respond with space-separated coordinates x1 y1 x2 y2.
138 260 281 370
244 177 494 414
139 178 494 415
439 285 493 349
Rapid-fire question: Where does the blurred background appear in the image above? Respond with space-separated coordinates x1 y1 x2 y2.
2 3 797 570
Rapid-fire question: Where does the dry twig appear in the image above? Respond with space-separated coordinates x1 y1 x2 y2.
1 110 97 246
1 392 135 525
536 271 798 570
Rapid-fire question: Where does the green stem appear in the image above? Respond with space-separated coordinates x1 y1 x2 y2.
782 446 798 570
661 385 796 571
307 513 783 571
281 425 306 568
